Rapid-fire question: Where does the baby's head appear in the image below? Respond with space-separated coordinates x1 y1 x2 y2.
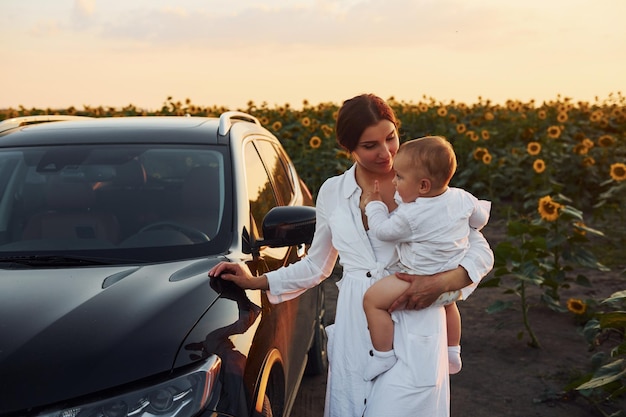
396 136 457 193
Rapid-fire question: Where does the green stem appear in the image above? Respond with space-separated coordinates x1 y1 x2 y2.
521 280 541 348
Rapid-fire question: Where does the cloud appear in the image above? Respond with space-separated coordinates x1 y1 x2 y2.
64 0 626 56
74 0 96 17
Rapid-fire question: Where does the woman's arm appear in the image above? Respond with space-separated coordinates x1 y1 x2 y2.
389 228 494 311
209 179 339 303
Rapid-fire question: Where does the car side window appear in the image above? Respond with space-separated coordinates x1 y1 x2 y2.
254 140 295 205
244 142 277 239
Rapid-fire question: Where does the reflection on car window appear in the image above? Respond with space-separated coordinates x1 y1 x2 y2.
244 142 277 239
0 145 228 257
254 140 294 205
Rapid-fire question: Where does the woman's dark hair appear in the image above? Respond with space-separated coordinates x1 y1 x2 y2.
335 94 398 152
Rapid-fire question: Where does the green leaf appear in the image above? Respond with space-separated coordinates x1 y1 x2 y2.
486 300 513 314
598 312 626 329
576 359 626 390
602 290 626 304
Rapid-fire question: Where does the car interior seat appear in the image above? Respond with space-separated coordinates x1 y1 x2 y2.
21 178 120 244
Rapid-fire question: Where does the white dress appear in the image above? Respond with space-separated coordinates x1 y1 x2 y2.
265 165 494 417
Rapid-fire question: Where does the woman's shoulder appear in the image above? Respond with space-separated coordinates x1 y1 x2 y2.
318 165 356 195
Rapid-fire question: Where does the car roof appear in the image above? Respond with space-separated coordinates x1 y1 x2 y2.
0 113 273 147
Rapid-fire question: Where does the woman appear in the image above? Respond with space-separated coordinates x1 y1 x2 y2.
208 94 494 417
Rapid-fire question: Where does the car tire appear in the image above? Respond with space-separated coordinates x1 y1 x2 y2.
305 288 328 376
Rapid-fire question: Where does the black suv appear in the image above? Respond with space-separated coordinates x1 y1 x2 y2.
0 113 326 417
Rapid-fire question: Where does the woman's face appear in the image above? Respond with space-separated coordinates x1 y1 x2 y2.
351 120 399 175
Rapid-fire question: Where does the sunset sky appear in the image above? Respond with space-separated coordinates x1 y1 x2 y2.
2 0 625 110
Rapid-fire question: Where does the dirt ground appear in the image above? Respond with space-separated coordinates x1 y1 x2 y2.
292 217 626 417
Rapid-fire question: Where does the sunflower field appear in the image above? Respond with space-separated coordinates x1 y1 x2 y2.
2 92 626 409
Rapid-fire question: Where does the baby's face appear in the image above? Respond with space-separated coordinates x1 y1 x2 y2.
392 153 424 203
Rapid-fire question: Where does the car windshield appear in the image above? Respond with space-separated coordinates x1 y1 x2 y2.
0 144 232 264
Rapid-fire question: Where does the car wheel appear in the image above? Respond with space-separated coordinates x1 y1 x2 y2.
251 394 273 417
305 287 328 376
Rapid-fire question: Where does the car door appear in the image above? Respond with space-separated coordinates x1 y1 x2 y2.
241 138 318 414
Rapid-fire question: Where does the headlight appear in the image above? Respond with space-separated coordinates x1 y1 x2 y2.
39 356 221 417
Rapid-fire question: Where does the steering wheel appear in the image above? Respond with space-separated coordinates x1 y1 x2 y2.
137 221 210 243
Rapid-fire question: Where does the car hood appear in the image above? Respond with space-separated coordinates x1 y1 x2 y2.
0 258 222 414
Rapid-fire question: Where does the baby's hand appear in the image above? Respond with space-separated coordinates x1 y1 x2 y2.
364 180 382 205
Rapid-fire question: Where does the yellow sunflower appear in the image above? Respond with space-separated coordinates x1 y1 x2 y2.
456 124 467 134
610 162 626 181
437 107 448 117
481 130 490 140
301 117 311 127
582 138 594 149
484 111 495 121
418 103 429 113
527 142 541 156
309 136 322 149
448 114 458 123
573 221 587 236
547 125 562 139
537 195 563 222
259 116 270 125
466 131 479 142
482 153 492 165
573 144 588 155
321 124 333 138
582 157 595 167
589 110 603 122
533 159 546 174
336 150 351 159
272 121 283 131
537 110 547 120
556 112 568 123
473 147 489 161
566 298 587 315
598 134 615 147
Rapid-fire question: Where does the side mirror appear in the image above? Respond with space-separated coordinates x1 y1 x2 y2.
259 206 316 248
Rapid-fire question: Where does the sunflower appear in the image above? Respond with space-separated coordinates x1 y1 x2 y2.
573 144 588 155
598 134 615 147
418 103 429 113
466 131 479 142
321 124 333 137
473 147 489 161
484 111 495 121
437 107 448 117
537 110 547 120
566 298 587 315
336 150 351 159
309 136 322 149
527 142 541 156
448 114 458 123
557 112 568 123
259 116 270 125
610 162 626 181
482 153 492 165
582 157 595 167
272 121 283 131
456 124 467 134
481 130 490 140
301 117 311 127
547 125 561 139
582 138 594 149
589 110 603 122
533 159 546 173
573 221 587 236
538 195 563 222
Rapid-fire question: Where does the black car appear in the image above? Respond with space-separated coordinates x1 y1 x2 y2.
0 113 327 417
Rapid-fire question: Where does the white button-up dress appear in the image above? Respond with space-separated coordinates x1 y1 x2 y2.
266 165 493 417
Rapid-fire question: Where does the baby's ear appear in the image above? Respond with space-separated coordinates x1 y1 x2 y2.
419 178 431 193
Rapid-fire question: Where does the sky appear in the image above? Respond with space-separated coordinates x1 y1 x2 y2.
1 0 625 111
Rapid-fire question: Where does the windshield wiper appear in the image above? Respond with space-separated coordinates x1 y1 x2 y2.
0 255 117 268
